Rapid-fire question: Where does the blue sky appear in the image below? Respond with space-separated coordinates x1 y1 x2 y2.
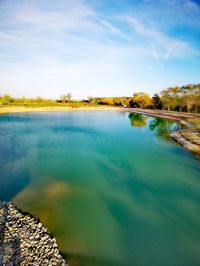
0 0 200 99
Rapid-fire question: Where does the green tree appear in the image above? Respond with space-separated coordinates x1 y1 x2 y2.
1 94 14 105
149 117 180 140
152 93 163 109
160 88 176 111
36 96 44 103
130 92 152 109
129 113 147 127
191 84 200 113
87 96 93 103
180 84 195 113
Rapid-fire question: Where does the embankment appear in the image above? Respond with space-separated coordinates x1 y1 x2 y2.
0 201 68 265
132 109 200 158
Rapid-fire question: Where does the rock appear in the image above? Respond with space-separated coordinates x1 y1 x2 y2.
170 130 200 157
38 222 42 228
0 201 68 265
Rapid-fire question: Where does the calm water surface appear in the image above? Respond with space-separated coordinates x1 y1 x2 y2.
0 111 200 266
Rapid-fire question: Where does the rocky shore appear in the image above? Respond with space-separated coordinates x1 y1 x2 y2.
0 201 68 265
132 109 200 158
170 130 200 158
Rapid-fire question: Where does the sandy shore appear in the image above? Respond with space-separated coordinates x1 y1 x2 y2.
0 106 122 114
0 106 199 118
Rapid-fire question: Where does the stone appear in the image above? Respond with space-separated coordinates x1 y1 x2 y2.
0 201 68 266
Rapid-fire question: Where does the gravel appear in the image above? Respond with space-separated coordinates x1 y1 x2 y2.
0 201 68 266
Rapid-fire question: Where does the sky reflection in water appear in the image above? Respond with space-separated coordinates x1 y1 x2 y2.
0 111 200 266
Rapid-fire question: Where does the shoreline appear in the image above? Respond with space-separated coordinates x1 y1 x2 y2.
0 105 199 118
0 106 123 114
0 106 200 158
0 201 68 265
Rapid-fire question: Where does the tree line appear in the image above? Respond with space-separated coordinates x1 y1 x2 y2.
87 83 200 113
0 83 199 113
160 84 200 113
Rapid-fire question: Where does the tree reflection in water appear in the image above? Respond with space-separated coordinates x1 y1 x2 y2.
128 113 147 127
129 113 181 141
149 117 181 141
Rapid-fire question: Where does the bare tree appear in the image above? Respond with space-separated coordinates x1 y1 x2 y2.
66 93 72 102
60 95 67 103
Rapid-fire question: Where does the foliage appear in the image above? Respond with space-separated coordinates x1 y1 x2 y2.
129 92 152 108
149 117 181 141
89 97 131 106
0 83 199 113
152 93 163 109
160 84 200 113
0 94 14 105
60 93 72 103
98 98 115 105
129 113 147 127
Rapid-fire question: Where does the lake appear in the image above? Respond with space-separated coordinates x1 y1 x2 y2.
0 111 200 266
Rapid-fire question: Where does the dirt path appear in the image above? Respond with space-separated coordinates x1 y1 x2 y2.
129 108 199 123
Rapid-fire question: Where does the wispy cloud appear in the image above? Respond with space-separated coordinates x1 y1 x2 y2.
13 3 96 32
124 15 195 63
159 0 200 12
0 0 200 98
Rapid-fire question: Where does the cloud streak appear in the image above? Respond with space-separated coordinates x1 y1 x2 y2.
124 15 195 62
0 0 200 98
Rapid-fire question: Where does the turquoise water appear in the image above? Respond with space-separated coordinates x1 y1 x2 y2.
0 111 200 266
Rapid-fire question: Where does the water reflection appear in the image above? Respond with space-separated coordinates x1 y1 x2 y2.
1 111 200 266
0 170 30 201
128 113 181 141
149 117 181 140
0 131 31 200
128 113 147 127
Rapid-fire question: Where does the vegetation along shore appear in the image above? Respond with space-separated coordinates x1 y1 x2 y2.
1 1 200 265
1 83 200 158
1 88 199 263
